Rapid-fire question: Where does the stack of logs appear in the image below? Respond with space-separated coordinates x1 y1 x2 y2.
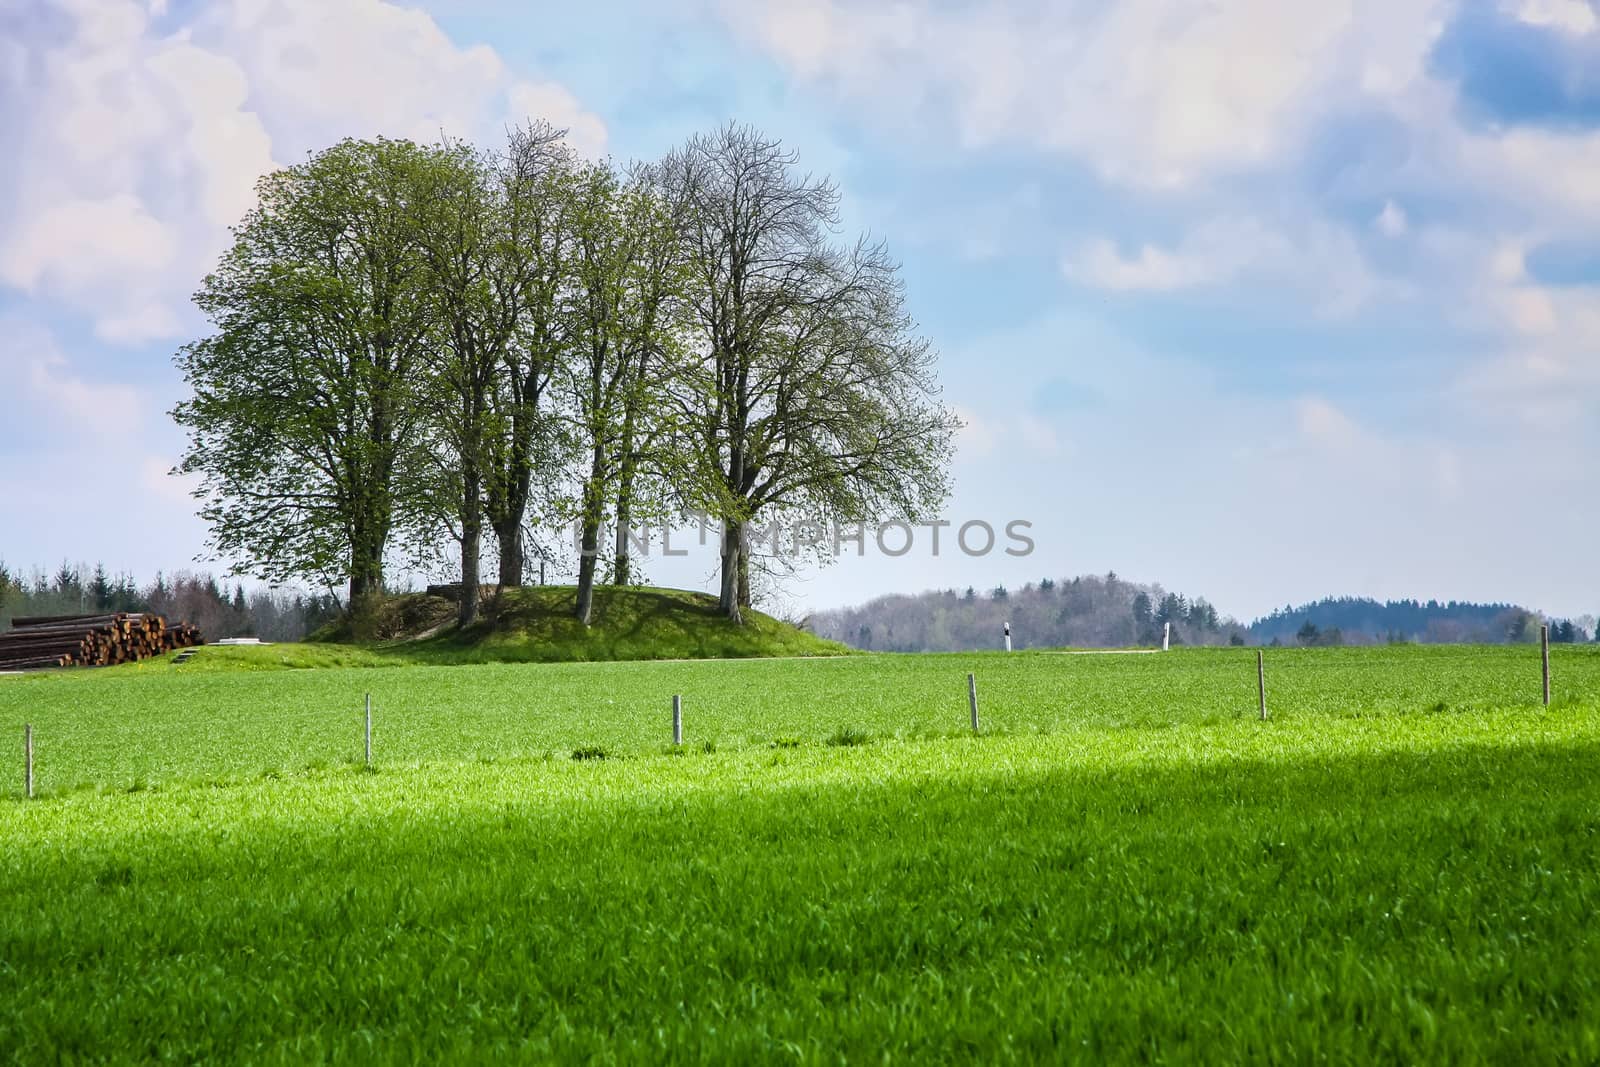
0 612 204 671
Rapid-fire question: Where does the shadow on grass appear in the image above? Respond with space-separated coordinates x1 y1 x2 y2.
4 736 1598 1061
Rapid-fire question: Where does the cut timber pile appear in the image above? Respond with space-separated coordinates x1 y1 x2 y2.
0 612 204 670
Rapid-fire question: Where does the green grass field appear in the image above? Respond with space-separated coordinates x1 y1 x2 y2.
2 645 1597 1061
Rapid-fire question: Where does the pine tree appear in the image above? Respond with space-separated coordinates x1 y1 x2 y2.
90 564 112 611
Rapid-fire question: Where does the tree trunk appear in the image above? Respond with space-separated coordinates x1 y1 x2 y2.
486 383 540 589
348 571 379 605
347 530 385 642
348 520 385 604
574 442 607 626
495 520 524 587
458 466 482 629
718 518 743 624
612 401 640 586
738 538 752 610
613 470 634 587
575 517 600 625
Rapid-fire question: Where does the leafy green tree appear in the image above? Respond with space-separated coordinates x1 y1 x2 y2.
659 124 958 621
560 161 686 622
175 138 439 608
609 163 691 590
407 135 578 627
476 123 577 593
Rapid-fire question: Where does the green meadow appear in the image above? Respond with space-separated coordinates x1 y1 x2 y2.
2 645 1597 1061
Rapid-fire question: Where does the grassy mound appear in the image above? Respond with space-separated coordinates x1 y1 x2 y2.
303 585 846 665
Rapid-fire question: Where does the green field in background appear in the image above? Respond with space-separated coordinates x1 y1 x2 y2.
0 644 1593 793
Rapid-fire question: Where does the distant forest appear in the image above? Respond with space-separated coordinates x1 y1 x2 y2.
809 573 1244 652
0 561 340 643
1246 597 1591 646
809 576 1596 652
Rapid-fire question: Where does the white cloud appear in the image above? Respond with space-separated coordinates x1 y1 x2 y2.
507 81 609 160
1457 277 1600 427
0 318 147 440
1296 396 1362 446
1376 200 1408 237
0 3 272 339
1062 218 1292 292
0 0 606 344
0 194 177 294
1063 215 1380 311
1463 127 1600 223
1508 0 1598 33
201 0 607 156
97 305 187 346
1064 238 1226 291
720 0 1448 188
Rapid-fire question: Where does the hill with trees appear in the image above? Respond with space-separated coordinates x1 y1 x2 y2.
0 561 837 663
1247 597 1594 646
808 573 1243 652
809 579 1597 651
173 122 956 635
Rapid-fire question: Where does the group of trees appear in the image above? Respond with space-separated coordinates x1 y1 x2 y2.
174 122 958 630
1251 597 1594 646
811 580 1598 652
810 573 1244 652
0 561 340 642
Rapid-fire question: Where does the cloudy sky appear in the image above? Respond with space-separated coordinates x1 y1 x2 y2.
2 0 1597 620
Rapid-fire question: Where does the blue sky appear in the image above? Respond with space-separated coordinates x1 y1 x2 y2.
2 0 1598 621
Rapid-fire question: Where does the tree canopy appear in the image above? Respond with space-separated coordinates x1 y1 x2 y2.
174 122 958 626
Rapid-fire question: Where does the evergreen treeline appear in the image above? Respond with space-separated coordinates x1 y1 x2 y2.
0 561 339 643
809 573 1244 652
1249 597 1594 645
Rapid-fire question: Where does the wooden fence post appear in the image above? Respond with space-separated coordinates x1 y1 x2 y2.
1257 650 1267 721
1541 625 1551 707
364 693 372 768
24 724 33 800
968 673 980 734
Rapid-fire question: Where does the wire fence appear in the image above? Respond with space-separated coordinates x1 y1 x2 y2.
5 637 1594 800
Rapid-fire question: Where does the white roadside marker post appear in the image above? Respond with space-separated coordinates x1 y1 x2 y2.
1163 622 1171 652
1004 621 1012 653
672 694 683 747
